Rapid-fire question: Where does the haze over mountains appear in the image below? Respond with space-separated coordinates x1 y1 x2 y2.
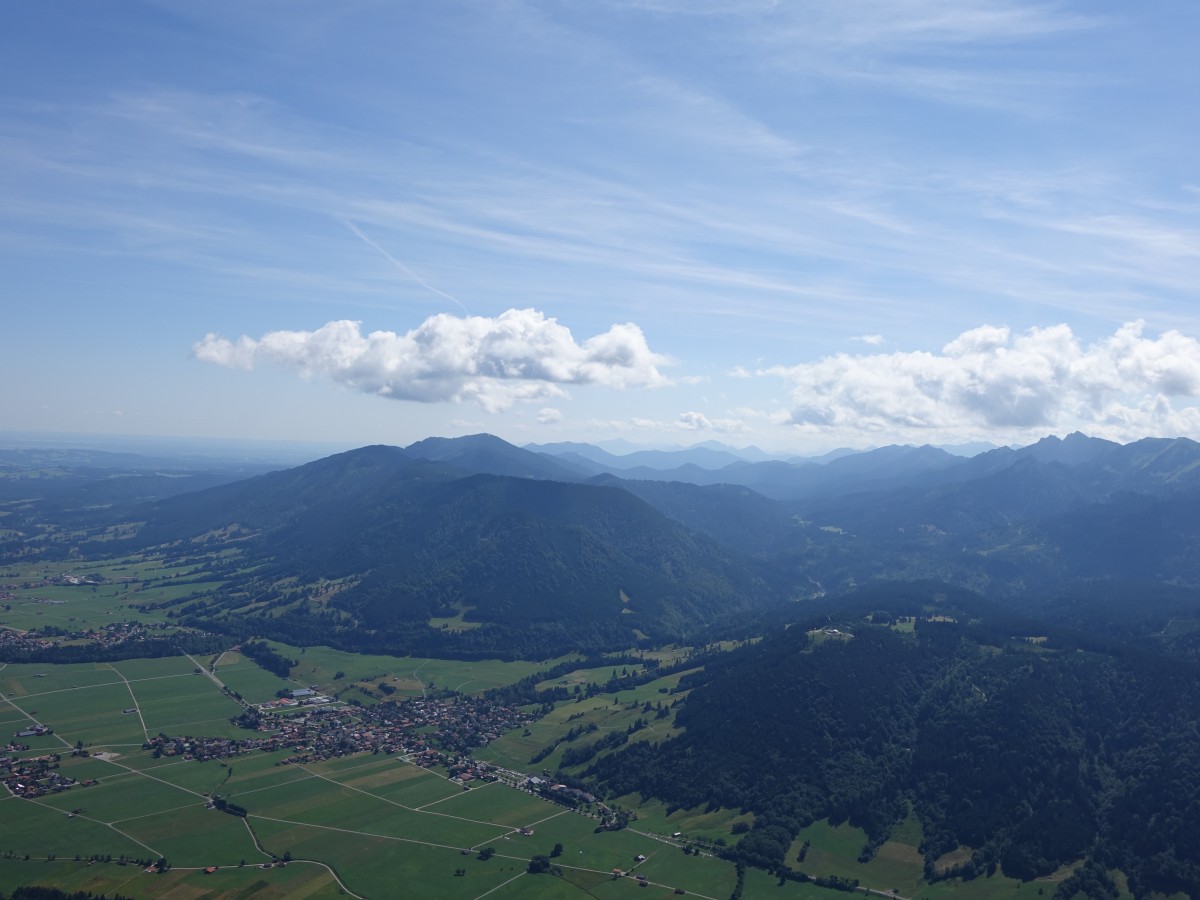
8 431 1200 896
6 429 1200 659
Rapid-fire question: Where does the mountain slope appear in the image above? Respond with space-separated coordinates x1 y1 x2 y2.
404 433 584 480
125 445 777 656
585 586 1200 896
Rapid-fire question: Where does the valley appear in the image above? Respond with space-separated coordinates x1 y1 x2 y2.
3 434 1200 899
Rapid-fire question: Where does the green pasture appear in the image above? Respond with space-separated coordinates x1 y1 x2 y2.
0 661 128 695
110 655 199 680
0 795 150 861
119 804 264 864
123 757 231 796
34 767 200 823
18 682 148 747
536 663 641 691
625 842 741 897
283 643 554 696
213 650 294 703
419 781 558 825
625 798 753 845
476 684 683 774
0 556 209 630
250 816 523 899
5 648 1132 900
220 752 316 797
1 656 249 748
784 817 1128 900
0 855 345 899
138 694 245 739
362 764 470 809
301 756 464 810
245 772 510 848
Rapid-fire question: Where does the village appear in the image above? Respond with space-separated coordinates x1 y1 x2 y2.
0 620 207 659
142 693 533 780
4 692 532 803
0 749 92 800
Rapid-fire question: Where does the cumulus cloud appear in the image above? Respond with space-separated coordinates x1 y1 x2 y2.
767 321 1200 441
195 308 670 413
677 410 747 433
537 407 563 424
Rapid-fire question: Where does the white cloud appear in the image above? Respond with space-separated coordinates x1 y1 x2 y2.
537 407 563 424
853 334 886 346
767 321 1200 442
195 308 670 413
677 410 747 433
677 411 713 430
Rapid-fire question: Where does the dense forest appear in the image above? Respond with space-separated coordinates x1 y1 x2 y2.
585 588 1200 898
8 436 1200 896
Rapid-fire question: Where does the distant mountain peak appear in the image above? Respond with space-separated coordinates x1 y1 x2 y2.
404 433 582 481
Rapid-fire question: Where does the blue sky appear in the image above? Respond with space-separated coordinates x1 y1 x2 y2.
4 0 1200 453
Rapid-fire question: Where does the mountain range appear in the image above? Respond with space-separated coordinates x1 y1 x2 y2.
7 430 1200 657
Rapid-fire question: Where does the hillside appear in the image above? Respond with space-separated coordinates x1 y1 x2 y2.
121 444 778 657
585 584 1200 897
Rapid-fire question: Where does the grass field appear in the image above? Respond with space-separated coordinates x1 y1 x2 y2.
0 555 221 633
784 817 1141 900
0 856 345 899
0 657 245 749
1 645 1154 900
0 647 757 899
279 643 558 697
212 650 294 704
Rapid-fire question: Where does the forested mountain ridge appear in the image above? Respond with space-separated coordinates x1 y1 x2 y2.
584 585 1200 898
11 431 1200 656
106 445 782 657
8 433 1200 896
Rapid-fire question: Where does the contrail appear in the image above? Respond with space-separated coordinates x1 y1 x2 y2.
337 217 470 315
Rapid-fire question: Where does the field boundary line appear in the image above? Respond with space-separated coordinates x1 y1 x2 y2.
524 808 569 829
472 868 526 899
106 664 149 742
414 777 500 811
247 812 501 854
0 685 73 750
101 756 210 801
295 763 506 830
26 795 162 858
7 680 125 699
186 652 229 693
149 714 243 733
288 859 366 900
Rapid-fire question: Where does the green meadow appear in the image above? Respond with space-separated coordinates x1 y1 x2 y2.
283 643 555 696
1 643 1147 899
0 556 223 632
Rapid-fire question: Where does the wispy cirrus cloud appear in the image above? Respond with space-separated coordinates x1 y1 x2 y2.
194 309 671 413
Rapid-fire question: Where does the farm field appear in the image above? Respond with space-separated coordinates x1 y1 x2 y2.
0 649 755 898
0 856 345 899
284 643 560 697
0 556 220 632
0 646 1150 900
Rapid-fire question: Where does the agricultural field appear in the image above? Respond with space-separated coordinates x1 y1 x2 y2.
1 649 755 898
0 644 1144 900
280 644 556 698
0 556 222 633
